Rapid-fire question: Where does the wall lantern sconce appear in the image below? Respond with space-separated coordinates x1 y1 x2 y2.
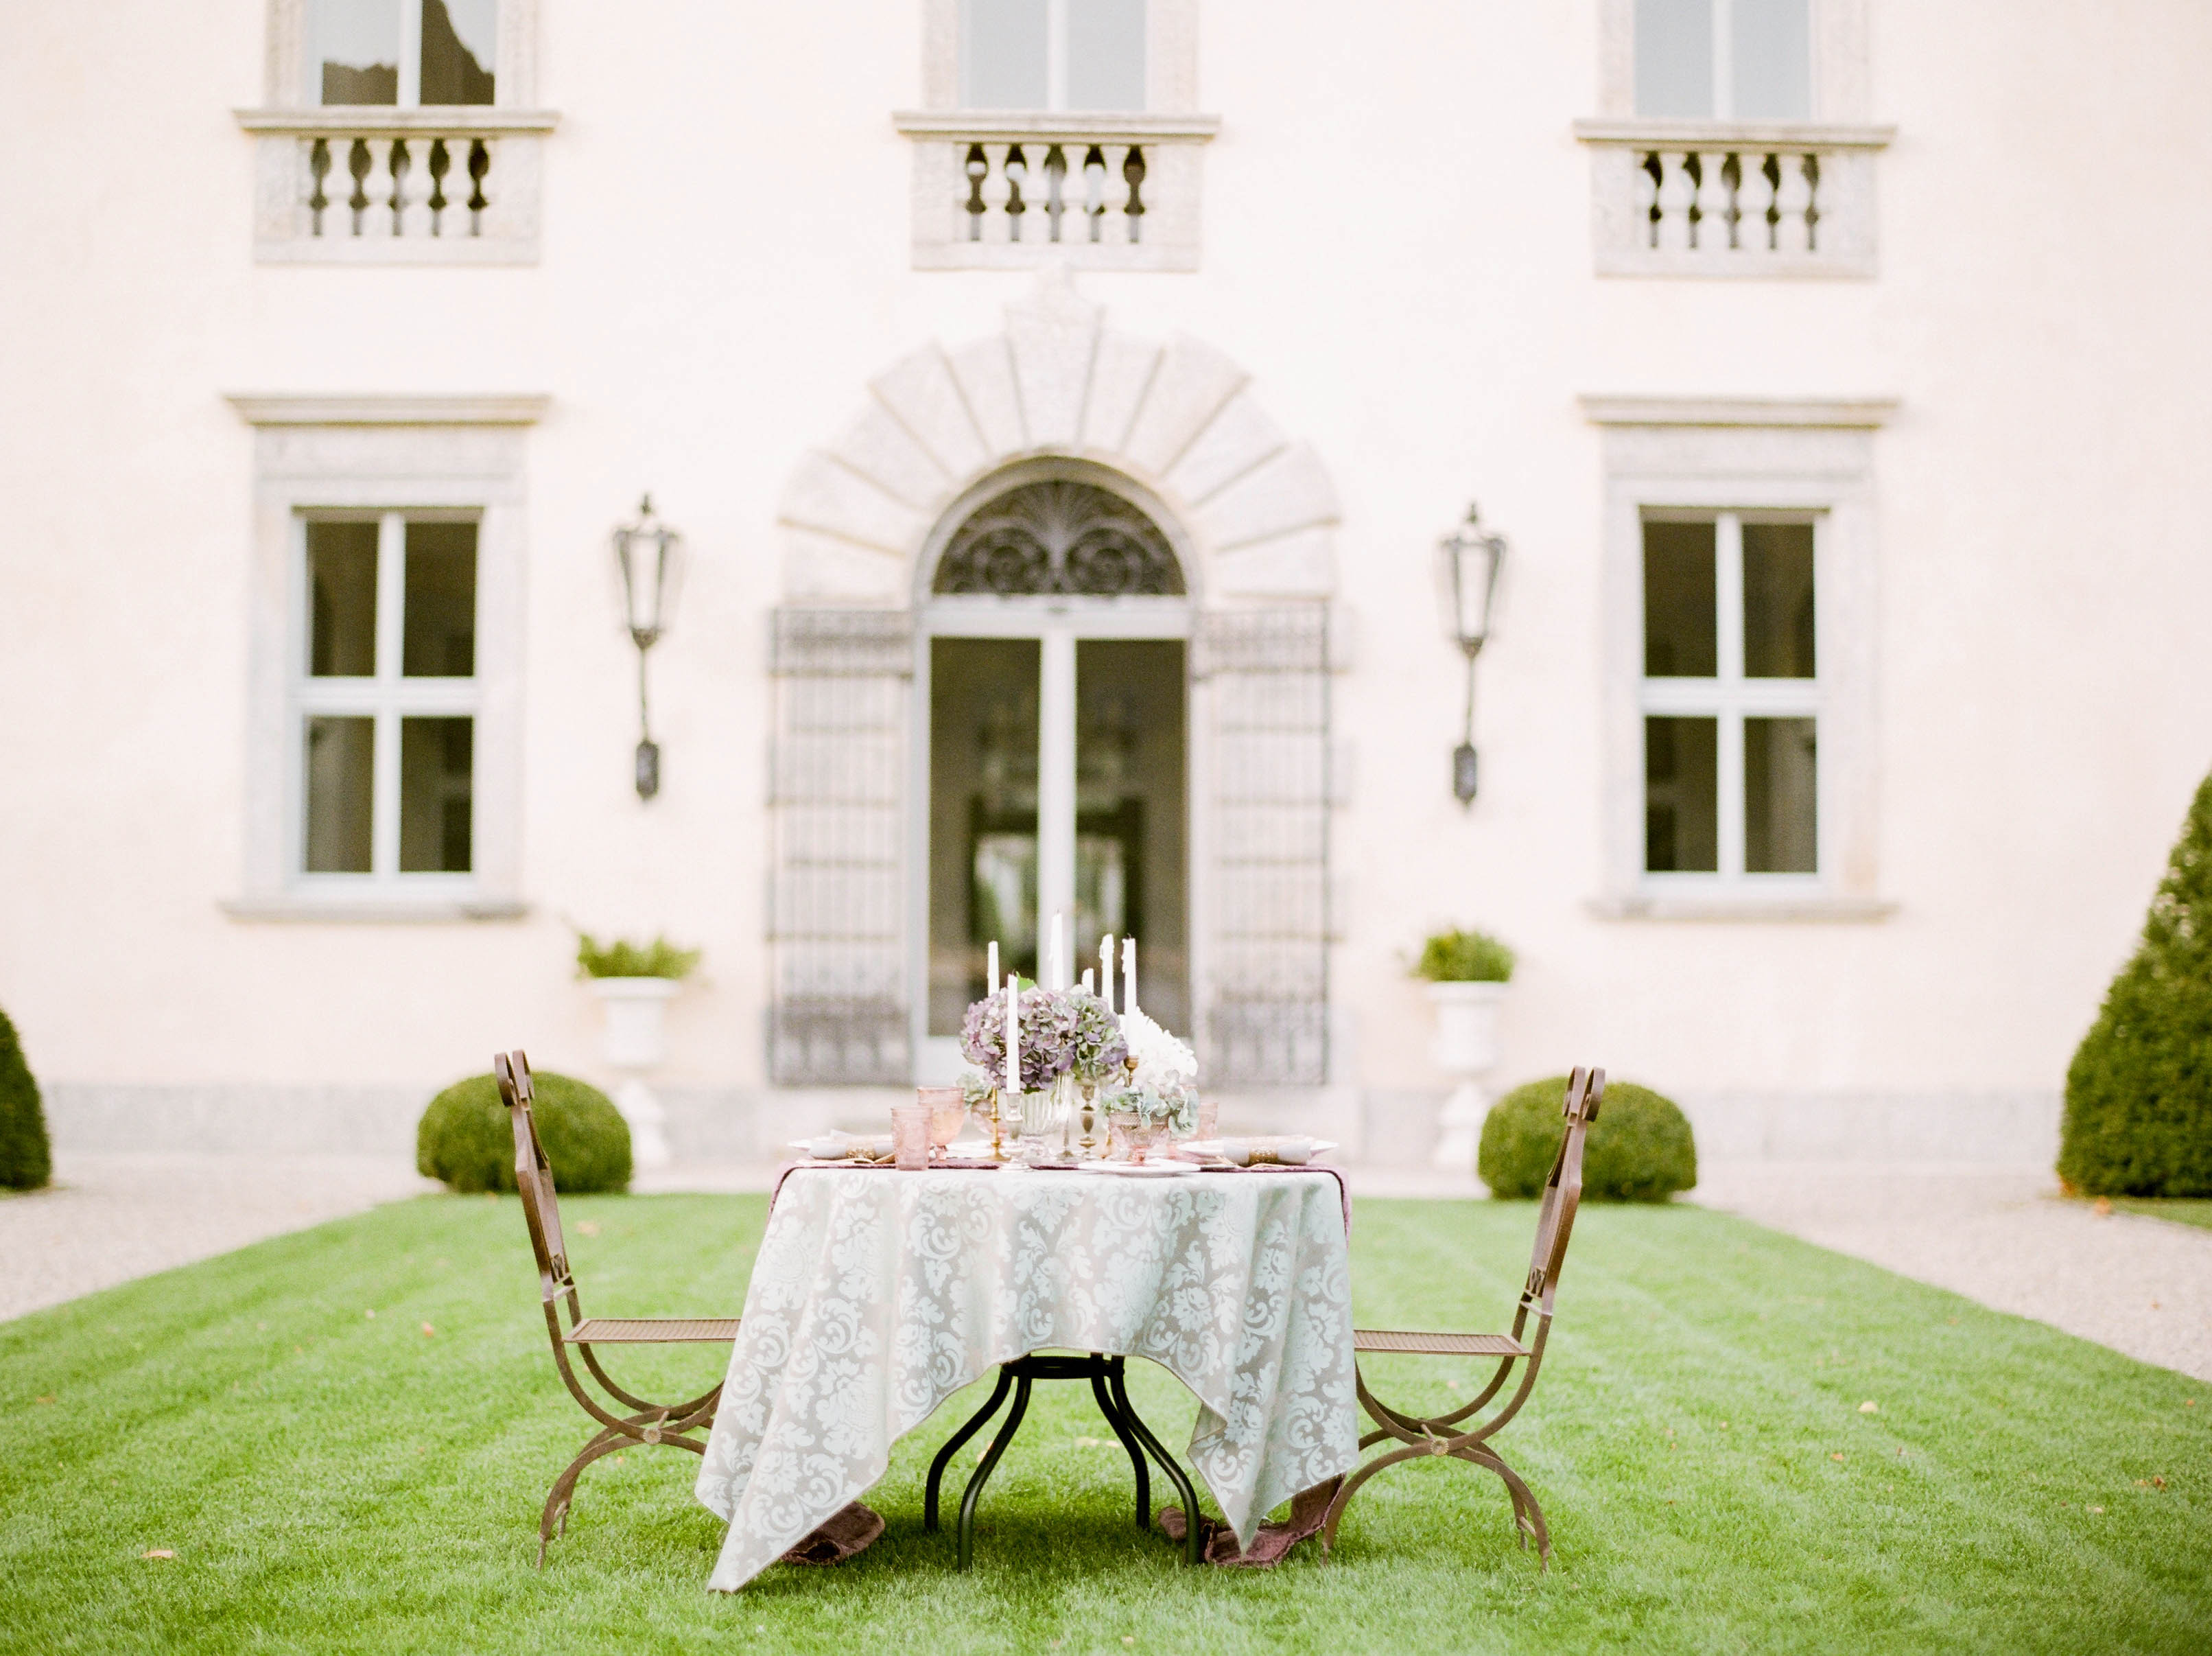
611 494 683 800
1437 502 1507 807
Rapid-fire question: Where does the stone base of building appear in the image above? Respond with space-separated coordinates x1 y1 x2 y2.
44 1082 2062 1171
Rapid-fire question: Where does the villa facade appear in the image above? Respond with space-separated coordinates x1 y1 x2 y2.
4 0 2210 1165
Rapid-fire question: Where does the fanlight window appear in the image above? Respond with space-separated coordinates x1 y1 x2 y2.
932 480 1184 597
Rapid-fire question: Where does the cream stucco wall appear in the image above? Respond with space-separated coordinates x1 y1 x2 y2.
3 1 2209 1162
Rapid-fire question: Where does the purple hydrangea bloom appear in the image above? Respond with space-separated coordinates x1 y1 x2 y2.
959 985 1128 1092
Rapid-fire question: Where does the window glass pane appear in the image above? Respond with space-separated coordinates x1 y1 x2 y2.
1742 521 1815 678
1635 0 1713 117
1076 639 1186 1034
420 0 496 106
1645 716 1719 872
1067 0 1146 111
402 522 478 677
930 638 1042 1034
1732 0 1811 120
1745 716 1817 872
1643 520 1717 677
304 716 375 872
314 0 400 105
307 522 379 677
963 0 1048 106
400 716 473 872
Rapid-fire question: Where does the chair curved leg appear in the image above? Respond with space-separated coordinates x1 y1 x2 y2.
926 1366 1015 1532
1319 1441 1431 1554
1091 1358 1151 1528
539 1426 626 1566
1459 1445 1549 1565
957 1372 1034 1570
1107 1364 1203 1565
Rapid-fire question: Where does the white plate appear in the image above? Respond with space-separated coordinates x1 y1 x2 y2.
1075 1160 1197 1177
1179 1138 1339 1166
787 1134 895 1161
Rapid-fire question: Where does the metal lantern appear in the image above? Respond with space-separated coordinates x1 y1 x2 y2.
611 495 683 799
1436 503 1508 806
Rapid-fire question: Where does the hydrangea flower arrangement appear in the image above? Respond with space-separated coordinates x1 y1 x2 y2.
959 986 1129 1093
1109 1008 1200 1134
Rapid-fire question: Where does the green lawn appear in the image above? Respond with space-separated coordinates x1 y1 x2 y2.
1 1194 2205 1655
2105 1198 2212 1233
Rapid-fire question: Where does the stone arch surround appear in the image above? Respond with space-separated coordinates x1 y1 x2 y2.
776 272 1339 604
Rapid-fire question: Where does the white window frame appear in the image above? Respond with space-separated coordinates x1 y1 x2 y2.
957 0 1144 113
930 0 1190 113
1638 509 1823 887
294 509 482 891
1632 0 1807 121
1584 395 1895 922
1597 0 1868 121
265 0 535 108
225 393 545 922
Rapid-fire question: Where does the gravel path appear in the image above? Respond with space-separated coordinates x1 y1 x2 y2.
10 1154 2209 1389
1693 1161 2212 1384
0 1152 435 1323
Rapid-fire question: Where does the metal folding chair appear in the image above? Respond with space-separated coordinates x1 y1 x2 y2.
495 1049 740 1564
1323 1065 1605 1567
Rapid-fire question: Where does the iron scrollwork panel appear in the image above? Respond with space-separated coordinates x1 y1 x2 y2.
932 480 1186 597
768 608 913 1084
1200 607 1331 1088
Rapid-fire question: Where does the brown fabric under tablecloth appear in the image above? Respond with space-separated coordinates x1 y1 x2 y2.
1157 1478 1341 1567
778 1501 884 1565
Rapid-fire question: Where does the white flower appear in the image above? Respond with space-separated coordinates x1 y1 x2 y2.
1122 1008 1197 1092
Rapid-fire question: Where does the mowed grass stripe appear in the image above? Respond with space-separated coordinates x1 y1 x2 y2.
0 1193 2204 1655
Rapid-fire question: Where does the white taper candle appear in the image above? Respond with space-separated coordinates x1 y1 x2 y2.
1100 933 1115 1013
1006 971 1020 1095
1122 937 1138 1016
987 940 999 1000
1081 968 1094 995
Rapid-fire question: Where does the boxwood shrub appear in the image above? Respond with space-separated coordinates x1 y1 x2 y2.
0 1005 51 1191
1479 1075 1696 1202
417 1070 631 1196
2058 769 2212 1197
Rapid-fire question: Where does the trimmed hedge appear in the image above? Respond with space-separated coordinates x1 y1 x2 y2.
417 1071 631 1196
0 1005 51 1191
1413 928 1516 983
1479 1075 1697 1202
2058 769 2212 1197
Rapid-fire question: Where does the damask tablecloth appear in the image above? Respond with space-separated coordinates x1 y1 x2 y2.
694 1165 1358 1591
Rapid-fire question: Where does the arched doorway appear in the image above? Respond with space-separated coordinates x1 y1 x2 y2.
764 278 1341 1091
917 467 1193 1075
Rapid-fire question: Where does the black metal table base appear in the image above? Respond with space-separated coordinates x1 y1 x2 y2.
923 1353 1205 1568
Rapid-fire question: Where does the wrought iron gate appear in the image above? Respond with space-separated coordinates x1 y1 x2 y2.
767 609 913 1084
1199 607 1331 1086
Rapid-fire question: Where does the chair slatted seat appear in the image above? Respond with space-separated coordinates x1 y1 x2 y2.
1353 1329 1529 1357
1324 1066 1605 1570
565 1317 743 1344
495 1049 740 1565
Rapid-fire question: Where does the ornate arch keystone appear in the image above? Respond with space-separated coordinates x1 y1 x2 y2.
776 270 1339 603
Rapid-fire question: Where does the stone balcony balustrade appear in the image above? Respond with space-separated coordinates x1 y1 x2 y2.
1575 119 1895 278
894 112 1220 272
235 108 559 264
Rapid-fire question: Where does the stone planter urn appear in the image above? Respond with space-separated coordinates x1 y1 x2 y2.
1426 979 1507 1173
588 977 679 1170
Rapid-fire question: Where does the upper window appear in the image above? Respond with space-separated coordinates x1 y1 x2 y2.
1635 0 1809 120
961 0 1145 110
298 514 479 880
313 0 496 107
1640 513 1819 879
